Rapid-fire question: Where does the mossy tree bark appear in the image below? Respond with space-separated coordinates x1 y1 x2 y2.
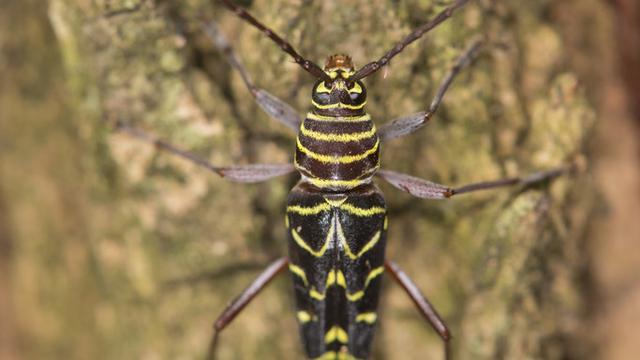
2 0 596 359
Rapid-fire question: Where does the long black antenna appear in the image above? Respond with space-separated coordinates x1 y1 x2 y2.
217 0 331 82
352 0 470 81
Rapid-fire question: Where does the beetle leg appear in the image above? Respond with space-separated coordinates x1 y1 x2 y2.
384 260 451 359
208 257 289 360
377 165 572 199
202 21 303 131
378 40 482 142
377 170 453 199
449 166 571 196
112 121 295 183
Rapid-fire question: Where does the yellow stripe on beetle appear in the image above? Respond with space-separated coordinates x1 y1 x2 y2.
299 122 377 142
290 219 334 258
307 176 371 189
289 264 309 286
314 79 361 94
315 82 332 93
293 163 377 189
339 203 385 217
346 266 385 301
325 268 348 289
312 99 366 110
315 351 360 360
296 138 379 164
297 311 315 323
309 265 385 302
287 203 331 215
324 326 349 344
355 312 378 324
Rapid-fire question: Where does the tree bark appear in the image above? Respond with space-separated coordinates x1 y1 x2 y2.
2 0 597 359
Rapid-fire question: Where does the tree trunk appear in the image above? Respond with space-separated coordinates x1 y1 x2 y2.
1 0 598 359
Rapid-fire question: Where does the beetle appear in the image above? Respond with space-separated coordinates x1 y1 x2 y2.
115 0 570 358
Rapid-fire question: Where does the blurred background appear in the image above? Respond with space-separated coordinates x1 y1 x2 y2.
1 0 638 359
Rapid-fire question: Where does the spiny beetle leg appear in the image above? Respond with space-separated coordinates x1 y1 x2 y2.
378 39 482 142
377 170 453 200
202 21 302 131
384 260 451 359
378 164 574 200
254 90 302 132
208 257 289 360
112 120 295 183
215 163 296 183
451 165 572 196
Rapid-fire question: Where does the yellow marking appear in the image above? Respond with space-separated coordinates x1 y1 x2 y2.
290 193 384 217
307 268 349 302
306 112 371 122
307 177 370 189
291 219 334 257
336 220 351 258
354 231 381 259
289 264 308 286
355 312 378 324
326 269 336 287
336 270 347 288
325 68 355 76
310 287 325 300
346 266 385 302
285 215 290 228
287 203 331 215
349 82 363 94
316 82 332 93
297 311 313 323
294 163 377 189
315 351 359 360
307 265 383 303
312 99 366 110
300 122 377 142
296 138 379 164
384 216 388 230
346 290 364 302
324 326 349 344
315 77 360 95
365 267 385 287
337 221 381 260
323 196 348 207
325 268 348 289
339 203 385 217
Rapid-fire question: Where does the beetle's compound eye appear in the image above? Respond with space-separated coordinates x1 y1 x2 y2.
312 80 332 105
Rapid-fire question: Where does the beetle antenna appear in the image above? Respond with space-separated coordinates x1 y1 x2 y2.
217 0 331 82
352 0 471 81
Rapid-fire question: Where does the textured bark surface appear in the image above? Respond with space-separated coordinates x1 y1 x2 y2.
1 0 600 359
